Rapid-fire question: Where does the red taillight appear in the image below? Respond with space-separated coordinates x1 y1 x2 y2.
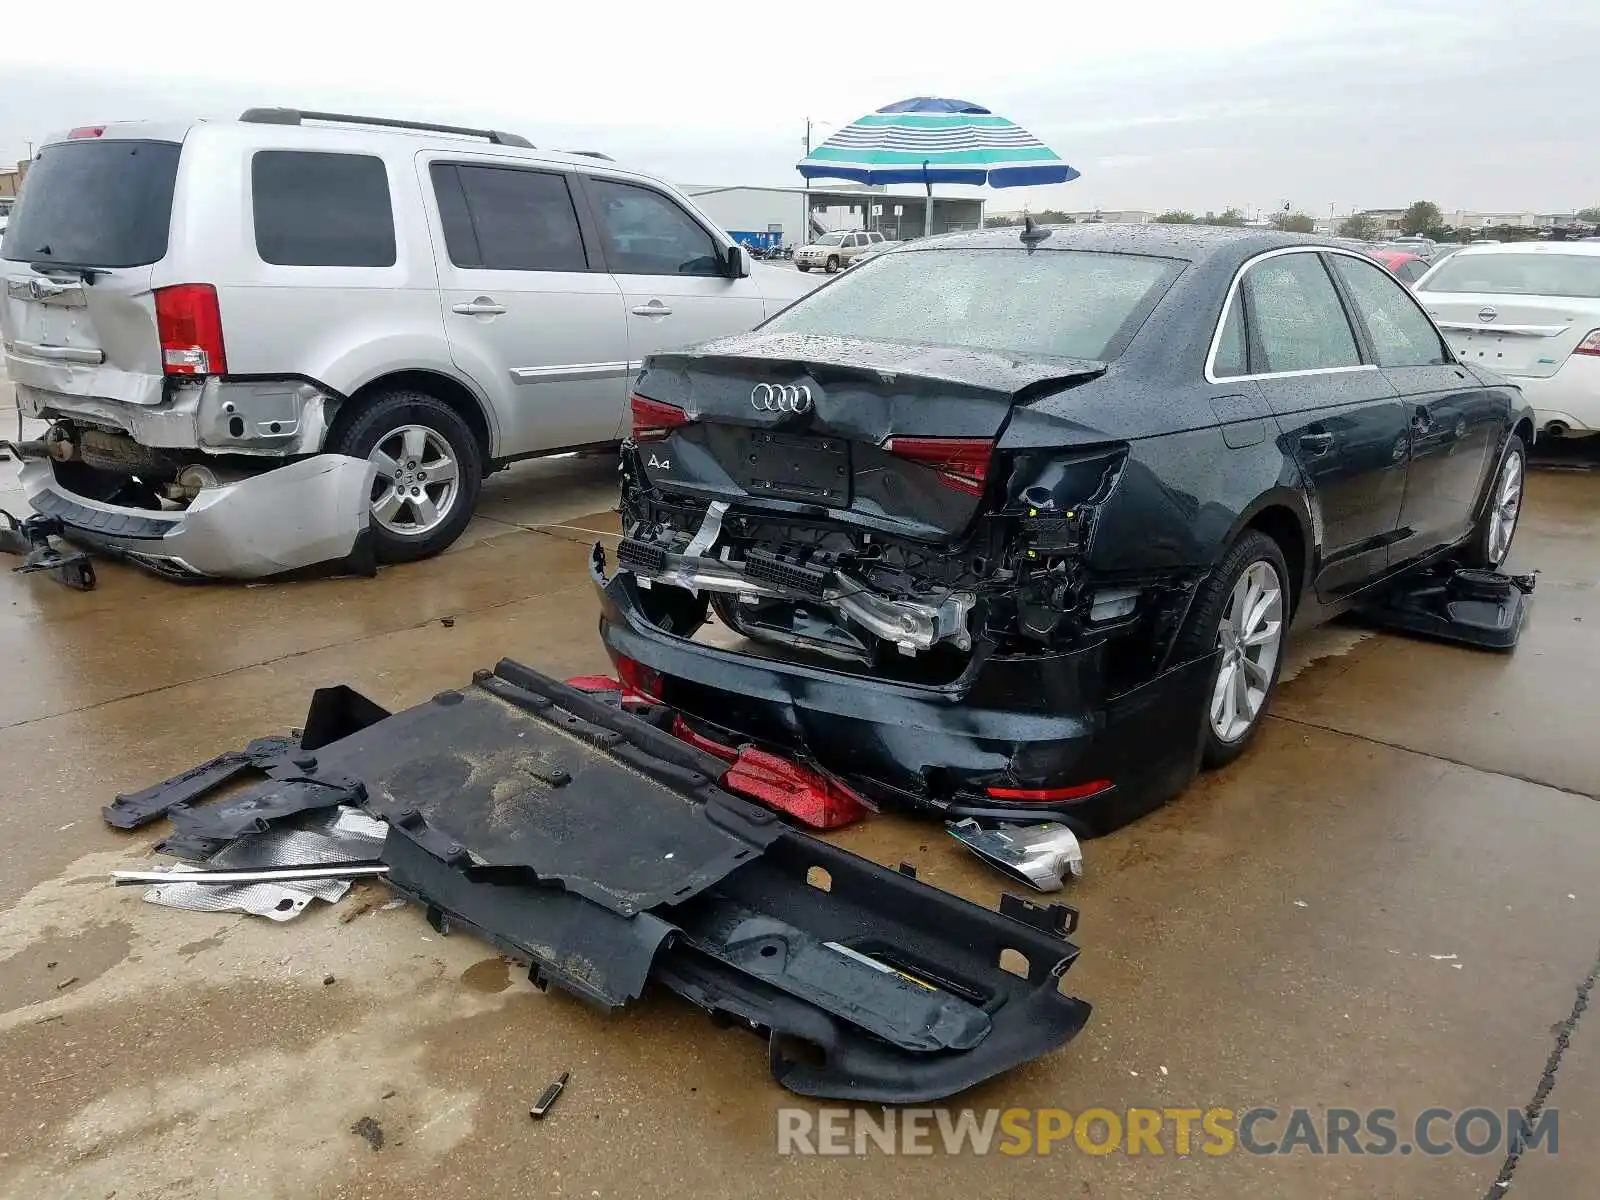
68 126 106 139
563 668 658 708
630 393 689 442
669 716 868 829
613 655 663 703
883 435 995 496
722 746 870 830
1574 329 1600 358
986 779 1112 803
154 284 227 376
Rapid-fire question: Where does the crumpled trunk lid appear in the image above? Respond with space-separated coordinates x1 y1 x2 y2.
633 332 1105 540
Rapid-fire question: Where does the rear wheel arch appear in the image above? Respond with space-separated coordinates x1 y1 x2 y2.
1219 494 1312 616
1512 415 1534 453
333 369 495 463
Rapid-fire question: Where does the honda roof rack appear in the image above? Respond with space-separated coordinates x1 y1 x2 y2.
239 108 533 148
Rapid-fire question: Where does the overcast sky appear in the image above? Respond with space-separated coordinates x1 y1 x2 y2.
2 0 1595 217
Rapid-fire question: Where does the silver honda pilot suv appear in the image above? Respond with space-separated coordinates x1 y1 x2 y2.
0 108 818 576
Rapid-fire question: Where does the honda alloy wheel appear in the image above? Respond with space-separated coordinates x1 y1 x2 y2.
328 389 483 563
368 425 460 537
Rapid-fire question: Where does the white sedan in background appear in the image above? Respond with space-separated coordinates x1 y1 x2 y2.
1415 242 1600 438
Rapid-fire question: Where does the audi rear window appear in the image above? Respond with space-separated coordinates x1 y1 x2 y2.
1 138 180 268
764 248 1183 361
1421 253 1600 298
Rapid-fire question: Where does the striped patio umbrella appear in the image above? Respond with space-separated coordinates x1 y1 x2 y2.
796 97 1078 236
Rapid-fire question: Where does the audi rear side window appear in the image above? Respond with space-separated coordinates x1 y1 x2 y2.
1242 253 1362 372
252 151 396 268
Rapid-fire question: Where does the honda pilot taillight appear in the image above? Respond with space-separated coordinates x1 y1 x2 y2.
155 284 228 376
1575 329 1600 358
630 393 689 442
883 436 995 496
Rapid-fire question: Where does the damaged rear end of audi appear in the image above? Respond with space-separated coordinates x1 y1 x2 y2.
594 244 1223 835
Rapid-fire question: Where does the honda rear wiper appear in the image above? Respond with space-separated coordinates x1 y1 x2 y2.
28 260 101 284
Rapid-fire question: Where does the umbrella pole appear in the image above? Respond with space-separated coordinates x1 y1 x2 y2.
922 161 934 239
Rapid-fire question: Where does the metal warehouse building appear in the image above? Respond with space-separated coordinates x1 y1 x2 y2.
680 183 985 250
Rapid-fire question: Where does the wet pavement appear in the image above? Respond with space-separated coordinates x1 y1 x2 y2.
2 379 1598 1197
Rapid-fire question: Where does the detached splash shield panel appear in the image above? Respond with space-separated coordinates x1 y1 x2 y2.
134 659 1092 1102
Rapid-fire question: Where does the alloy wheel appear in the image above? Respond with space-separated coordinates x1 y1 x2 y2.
1487 449 1524 566
367 425 460 536
1210 560 1284 743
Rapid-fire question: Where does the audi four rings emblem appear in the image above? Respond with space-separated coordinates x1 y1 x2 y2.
750 383 813 414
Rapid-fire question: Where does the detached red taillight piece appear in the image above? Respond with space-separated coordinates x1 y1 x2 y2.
883 436 996 497
986 779 1113 803
154 284 228 376
672 716 869 830
563 672 657 710
721 746 871 830
560 682 869 829
630 393 690 442
67 126 106 139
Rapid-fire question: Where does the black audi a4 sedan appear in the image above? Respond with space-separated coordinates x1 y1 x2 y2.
592 224 1534 835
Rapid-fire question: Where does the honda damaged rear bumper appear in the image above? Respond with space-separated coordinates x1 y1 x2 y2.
13 454 377 580
592 544 1219 836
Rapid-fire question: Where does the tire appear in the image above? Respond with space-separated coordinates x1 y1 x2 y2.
1458 434 1525 569
1172 530 1292 769
825 255 840 273
710 592 744 631
797 264 812 273
327 390 483 564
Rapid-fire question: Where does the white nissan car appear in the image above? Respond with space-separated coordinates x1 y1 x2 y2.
1414 242 1600 438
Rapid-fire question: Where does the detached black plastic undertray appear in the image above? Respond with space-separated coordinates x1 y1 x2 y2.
291 658 1094 1102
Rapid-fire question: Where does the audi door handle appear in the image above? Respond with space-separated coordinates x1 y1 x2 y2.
452 299 507 316
1298 432 1335 456
631 302 673 317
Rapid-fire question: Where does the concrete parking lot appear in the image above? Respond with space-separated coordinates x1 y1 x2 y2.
2 372 1597 1198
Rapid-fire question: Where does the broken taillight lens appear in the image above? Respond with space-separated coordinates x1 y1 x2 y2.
722 746 870 830
613 655 663 703
986 779 1112 803
1574 329 1600 358
669 716 869 829
630 393 690 442
883 436 995 496
154 284 228 376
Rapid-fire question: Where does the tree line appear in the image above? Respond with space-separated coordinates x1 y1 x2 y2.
989 202 1600 240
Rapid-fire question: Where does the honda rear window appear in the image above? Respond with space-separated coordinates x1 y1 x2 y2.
764 248 1183 361
252 151 396 267
1421 253 1600 298
1 139 180 268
